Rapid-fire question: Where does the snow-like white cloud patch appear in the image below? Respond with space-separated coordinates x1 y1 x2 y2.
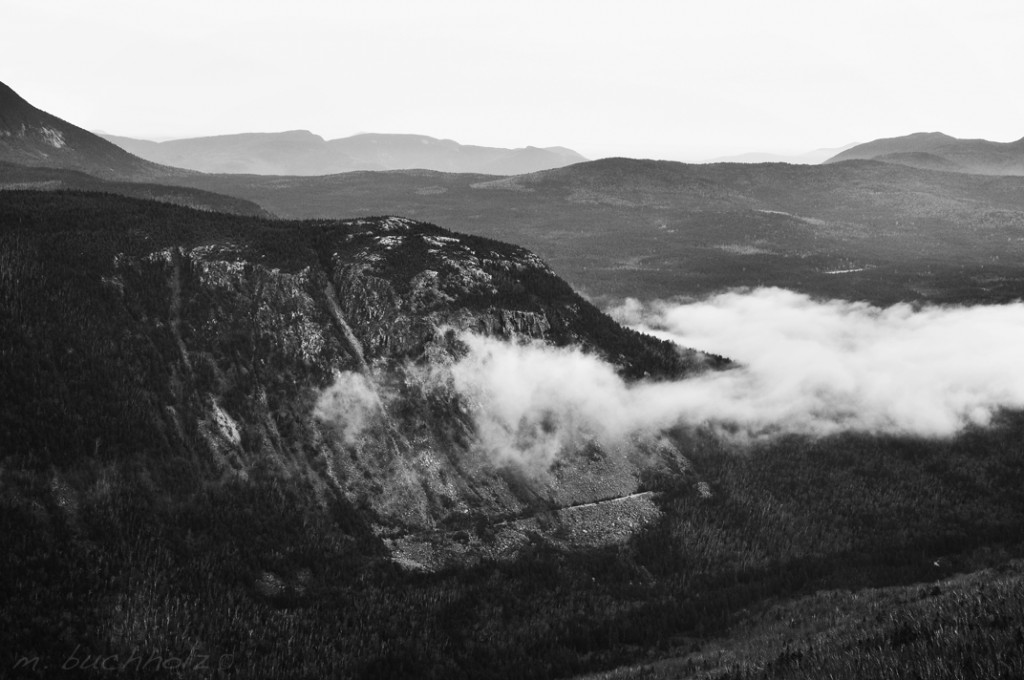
314 370 382 444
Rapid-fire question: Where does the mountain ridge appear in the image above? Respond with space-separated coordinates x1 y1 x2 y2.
0 80 189 180
99 129 589 176
825 131 1024 175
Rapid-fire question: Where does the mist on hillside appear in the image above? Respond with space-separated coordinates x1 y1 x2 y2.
405 289 1024 470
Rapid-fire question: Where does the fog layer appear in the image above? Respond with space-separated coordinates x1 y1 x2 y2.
609 288 1024 438
317 289 1024 469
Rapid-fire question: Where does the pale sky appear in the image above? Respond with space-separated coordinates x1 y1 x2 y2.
5 0 1023 161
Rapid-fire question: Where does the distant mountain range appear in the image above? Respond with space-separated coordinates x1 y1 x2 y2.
825 132 1024 175
702 143 858 165
1 78 586 181
7 78 1024 305
98 129 588 176
0 81 185 181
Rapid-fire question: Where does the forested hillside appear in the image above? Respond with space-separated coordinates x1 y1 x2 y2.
3 191 1024 678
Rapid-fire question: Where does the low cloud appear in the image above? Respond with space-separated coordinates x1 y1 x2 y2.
448 333 649 472
315 289 1024 471
609 288 1024 438
450 288 1024 468
314 370 382 444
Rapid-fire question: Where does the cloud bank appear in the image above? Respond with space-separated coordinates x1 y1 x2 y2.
611 288 1024 437
317 289 1024 469
314 370 382 444
454 288 1024 462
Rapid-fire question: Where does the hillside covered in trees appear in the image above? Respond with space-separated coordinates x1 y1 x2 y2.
3 190 1024 678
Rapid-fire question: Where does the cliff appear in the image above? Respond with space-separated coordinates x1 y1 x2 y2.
0 190 717 571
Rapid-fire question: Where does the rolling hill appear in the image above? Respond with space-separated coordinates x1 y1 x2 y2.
99 129 588 175
825 131 1024 175
170 157 1024 305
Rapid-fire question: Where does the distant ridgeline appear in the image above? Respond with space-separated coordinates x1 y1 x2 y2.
99 130 589 176
6 78 1024 306
825 131 1024 175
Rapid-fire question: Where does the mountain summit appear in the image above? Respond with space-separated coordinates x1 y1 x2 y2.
0 80 185 180
824 131 1024 175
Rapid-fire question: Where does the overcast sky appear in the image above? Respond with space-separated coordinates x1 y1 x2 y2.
5 0 1022 161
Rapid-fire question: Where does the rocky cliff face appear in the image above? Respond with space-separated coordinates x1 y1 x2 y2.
1 191 715 570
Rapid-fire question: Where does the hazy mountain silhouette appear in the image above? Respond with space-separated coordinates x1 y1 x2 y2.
100 129 588 175
825 132 1024 175
1 80 585 179
704 143 857 164
0 80 188 180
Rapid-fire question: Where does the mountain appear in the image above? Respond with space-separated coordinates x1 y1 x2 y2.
170 157 1024 306
825 131 1024 175
0 80 269 215
99 129 589 175
0 189 714 675
703 142 858 164
0 81 187 180
5 190 1024 678
0 188 714 566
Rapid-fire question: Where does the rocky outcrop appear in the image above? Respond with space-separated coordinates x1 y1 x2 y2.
2 192 713 569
